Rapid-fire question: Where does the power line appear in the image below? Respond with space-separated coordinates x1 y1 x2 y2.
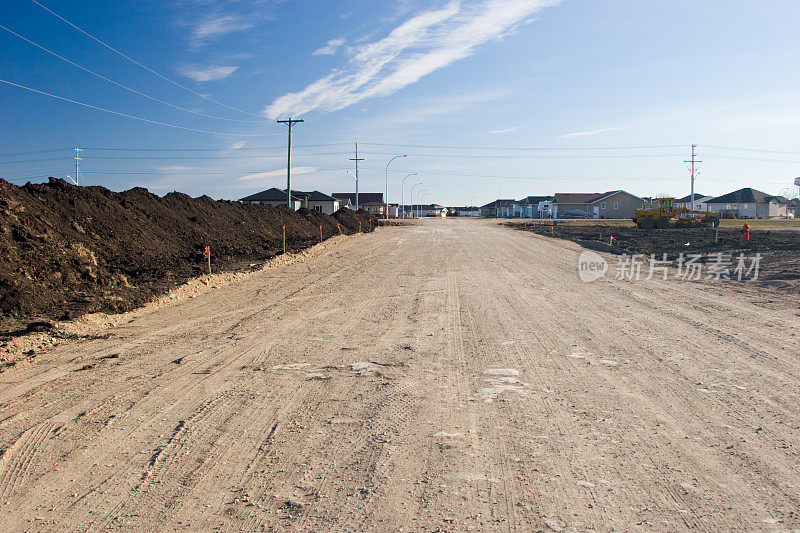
82 143 350 152
0 148 70 157
359 151 685 160
67 152 348 160
703 144 800 156
28 0 262 118
0 78 279 136
358 142 685 151
0 23 263 123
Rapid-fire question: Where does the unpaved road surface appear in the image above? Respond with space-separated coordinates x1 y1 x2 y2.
1 219 798 531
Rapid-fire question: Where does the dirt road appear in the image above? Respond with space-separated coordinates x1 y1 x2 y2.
1 219 798 531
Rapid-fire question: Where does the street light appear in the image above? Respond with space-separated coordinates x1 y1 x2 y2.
385 154 407 220
469 196 478 218
416 189 428 219
409 182 422 218
401 172 418 219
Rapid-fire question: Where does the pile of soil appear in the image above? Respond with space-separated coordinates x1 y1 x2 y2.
0 178 376 335
510 222 800 287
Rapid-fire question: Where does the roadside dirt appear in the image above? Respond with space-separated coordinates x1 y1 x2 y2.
0 219 797 531
509 222 800 291
0 178 377 336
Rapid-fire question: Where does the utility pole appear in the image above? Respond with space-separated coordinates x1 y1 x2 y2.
74 147 82 185
277 118 303 208
684 144 702 212
349 142 364 211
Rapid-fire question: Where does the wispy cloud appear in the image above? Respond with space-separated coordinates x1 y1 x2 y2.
488 126 521 134
558 127 621 139
190 15 254 47
237 167 317 181
180 65 239 82
226 141 247 151
265 0 562 118
313 38 346 56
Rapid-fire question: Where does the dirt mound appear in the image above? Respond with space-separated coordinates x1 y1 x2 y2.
333 208 378 233
0 178 376 335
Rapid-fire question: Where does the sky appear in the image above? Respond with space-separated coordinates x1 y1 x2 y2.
2 0 800 206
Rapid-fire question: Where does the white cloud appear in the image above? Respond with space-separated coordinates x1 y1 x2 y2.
313 38 346 56
226 141 247 150
237 166 317 181
190 15 253 47
488 126 521 134
558 127 621 139
264 0 562 118
180 65 239 82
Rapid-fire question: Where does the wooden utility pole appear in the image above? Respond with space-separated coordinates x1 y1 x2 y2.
277 118 303 208
74 147 82 185
350 142 364 211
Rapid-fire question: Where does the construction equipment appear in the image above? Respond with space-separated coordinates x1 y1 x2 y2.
633 197 719 230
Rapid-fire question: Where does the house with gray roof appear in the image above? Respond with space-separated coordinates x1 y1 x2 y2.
552 190 643 219
704 188 788 219
240 188 340 214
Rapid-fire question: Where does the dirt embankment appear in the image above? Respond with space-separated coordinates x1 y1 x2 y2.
509 222 800 289
0 178 377 335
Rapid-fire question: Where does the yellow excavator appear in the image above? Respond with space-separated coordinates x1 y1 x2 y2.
633 197 720 230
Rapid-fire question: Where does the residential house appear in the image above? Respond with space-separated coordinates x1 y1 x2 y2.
704 188 789 219
239 187 303 210
240 188 339 214
332 192 384 214
293 190 340 215
403 204 446 217
788 198 800 218
552 190 642 219
517 196 554 218
674 193 713 211
480 199 516 217
450 206 480 217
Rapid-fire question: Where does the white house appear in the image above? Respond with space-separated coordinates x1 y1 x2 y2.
674 193 713 211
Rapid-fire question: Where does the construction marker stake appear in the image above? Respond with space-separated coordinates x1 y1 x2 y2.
204 245 211 275
282 225 286 254
319 225 323 243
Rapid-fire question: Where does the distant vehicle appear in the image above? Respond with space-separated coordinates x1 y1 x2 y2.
633 197 719 229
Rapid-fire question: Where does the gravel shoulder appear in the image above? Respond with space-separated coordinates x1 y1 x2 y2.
0 219 797 531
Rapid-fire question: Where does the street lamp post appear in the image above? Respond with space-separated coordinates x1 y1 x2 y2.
416 189 428 219
385 154 407 220
401 172 418 219
409 182 422 218
469 196 478 218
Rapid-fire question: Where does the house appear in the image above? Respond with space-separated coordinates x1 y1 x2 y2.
517 196 554 218
404 204 446 217
552 190 642 219
788 198 800 218
239 187 303 210
450 206 480 217
704 188 789 219
674 193 713 211
332 192 384 215
480 199 516 217
293 190 340 215
240 188 340 214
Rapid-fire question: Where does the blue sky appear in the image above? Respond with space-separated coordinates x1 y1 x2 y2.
2 0 800 206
